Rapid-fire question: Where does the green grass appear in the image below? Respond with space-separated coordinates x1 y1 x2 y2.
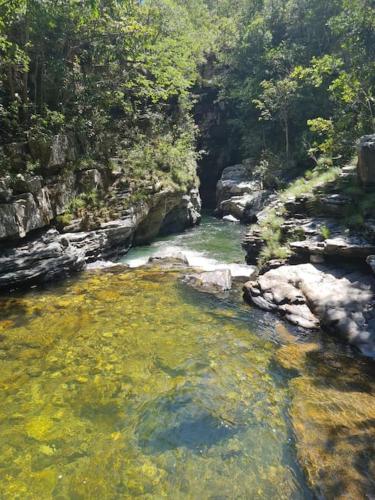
255 165 341 265
320 225 331 240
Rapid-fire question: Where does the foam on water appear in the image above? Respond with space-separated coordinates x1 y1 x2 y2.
121 214 249 275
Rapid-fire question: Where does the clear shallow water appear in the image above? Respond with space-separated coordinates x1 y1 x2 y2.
0 267 311 499
120 214 246 269
0 216 373 498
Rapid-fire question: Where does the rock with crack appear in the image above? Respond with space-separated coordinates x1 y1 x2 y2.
0 230 85 290
219 191 269 222
244 263 375 356
290 234 375 260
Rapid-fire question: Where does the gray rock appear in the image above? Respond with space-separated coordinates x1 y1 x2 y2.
13 174 43 195
185 269 232 293
227 264 257 281
244 263 375 356
0 175 201 289
79 169 103 192
148 252 189 267
47 171 77 216
367 255 375 274
357 134 375 187
48 133 77 168
216 163 270 223
29 133 77 170
290 235 375 260
0 177 13 203
135 188 201 244
220 191 268 222
223 215 240 223
0 235 85 290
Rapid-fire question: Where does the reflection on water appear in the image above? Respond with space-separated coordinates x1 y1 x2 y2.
0 268 311 499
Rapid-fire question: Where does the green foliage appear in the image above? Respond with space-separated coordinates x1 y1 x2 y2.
55 213 73 228
320 225 331 240
0 0 215 186
253 150 284 189
255 165 341 264
212 0 374 171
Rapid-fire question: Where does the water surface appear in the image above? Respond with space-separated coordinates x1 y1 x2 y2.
121 214 245 268
0 267 313 498
0 216 373 498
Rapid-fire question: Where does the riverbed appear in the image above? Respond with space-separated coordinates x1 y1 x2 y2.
0 216 373 498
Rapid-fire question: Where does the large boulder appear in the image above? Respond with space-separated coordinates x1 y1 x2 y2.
12 174 43 195
216 164 261 205
159 188 201 236
220 191 269 221
135 188 201 245
244 263 375 356
79 168 104 192
0 190 53 240
357 134 375 187
216 162 270 222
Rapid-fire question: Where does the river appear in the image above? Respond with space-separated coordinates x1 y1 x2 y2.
0 216 373 498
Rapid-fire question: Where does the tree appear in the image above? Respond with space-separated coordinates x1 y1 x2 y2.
253 77 298 164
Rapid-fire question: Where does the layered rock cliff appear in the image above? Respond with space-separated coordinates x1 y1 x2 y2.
0 135 201 290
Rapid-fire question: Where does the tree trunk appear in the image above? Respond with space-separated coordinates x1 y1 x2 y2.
284 113 289 165
7 66 15 100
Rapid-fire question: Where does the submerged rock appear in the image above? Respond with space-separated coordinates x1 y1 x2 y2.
244 263 375 356
223 215 240 223
148 252 189 268
276 341 375 499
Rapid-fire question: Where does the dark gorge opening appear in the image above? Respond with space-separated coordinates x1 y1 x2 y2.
194 76 240 209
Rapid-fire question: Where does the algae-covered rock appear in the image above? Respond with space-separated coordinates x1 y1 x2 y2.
275 342 375 499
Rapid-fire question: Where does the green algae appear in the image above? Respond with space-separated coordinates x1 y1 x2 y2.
0 268 310 499
276 340 375 499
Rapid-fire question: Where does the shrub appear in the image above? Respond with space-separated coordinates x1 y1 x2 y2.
320 225 331 240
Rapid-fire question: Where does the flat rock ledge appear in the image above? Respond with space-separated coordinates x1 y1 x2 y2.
0 219 135 290
243 263 375 357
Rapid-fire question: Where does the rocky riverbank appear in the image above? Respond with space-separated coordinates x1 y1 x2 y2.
238 135 375 356
0 134 201 290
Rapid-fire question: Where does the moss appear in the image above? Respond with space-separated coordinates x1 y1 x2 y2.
55 213 73 228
